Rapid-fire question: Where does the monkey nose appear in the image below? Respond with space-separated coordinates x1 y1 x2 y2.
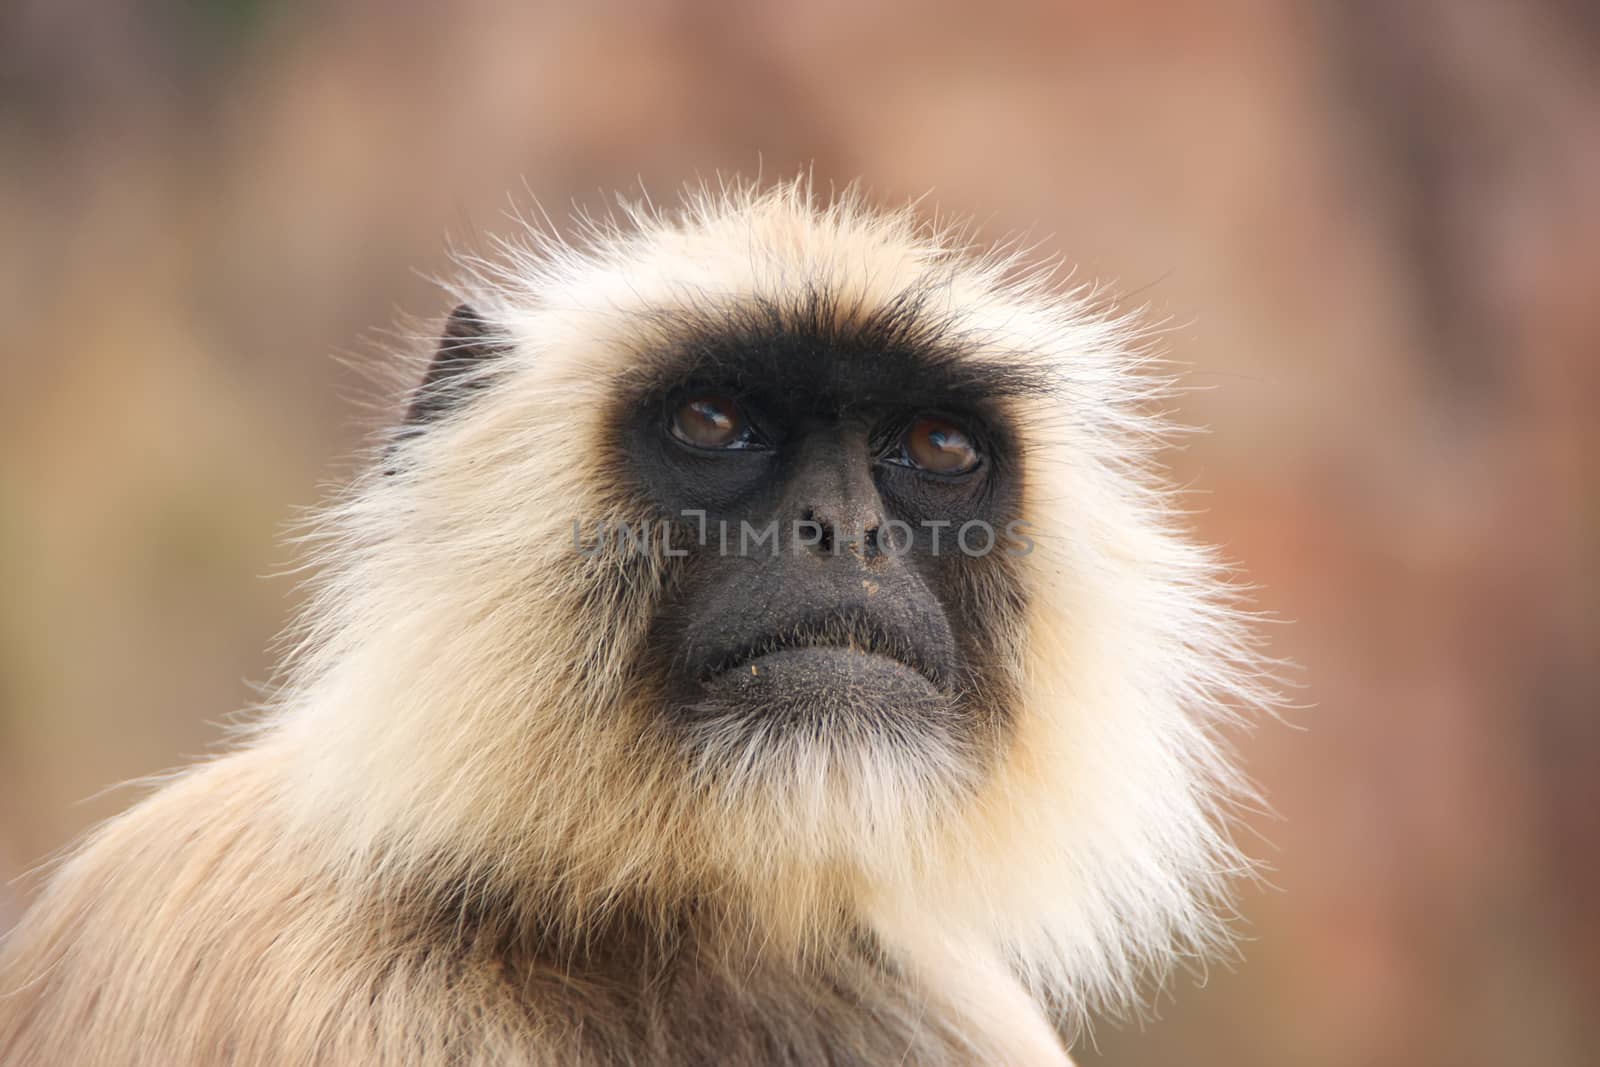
798 506 885 561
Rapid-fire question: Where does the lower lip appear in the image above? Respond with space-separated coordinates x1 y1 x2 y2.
705 646 935 688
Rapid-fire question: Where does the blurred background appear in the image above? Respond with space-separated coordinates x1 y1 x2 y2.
1 2 1596 1064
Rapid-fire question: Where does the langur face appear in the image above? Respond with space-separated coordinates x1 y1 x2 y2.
609 314 1043 767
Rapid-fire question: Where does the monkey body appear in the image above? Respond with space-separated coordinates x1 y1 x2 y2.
1 182 1270 1065
1 752 994 1064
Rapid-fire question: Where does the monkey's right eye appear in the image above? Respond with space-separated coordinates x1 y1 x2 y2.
669 393 757 450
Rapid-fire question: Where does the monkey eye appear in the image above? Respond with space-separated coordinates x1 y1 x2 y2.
669 393 758 450
895 415 981 475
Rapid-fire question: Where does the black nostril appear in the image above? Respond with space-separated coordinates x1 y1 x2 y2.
799 507 882 559
861 523 882 559
800 507 833 553
796 508 832 556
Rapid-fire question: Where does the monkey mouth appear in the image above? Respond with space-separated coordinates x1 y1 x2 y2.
692 611 949 692
673 637 961 745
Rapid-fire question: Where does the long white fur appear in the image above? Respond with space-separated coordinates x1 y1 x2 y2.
1 177 1276 1063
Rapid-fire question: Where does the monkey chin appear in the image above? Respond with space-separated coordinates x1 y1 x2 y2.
687 646 954 738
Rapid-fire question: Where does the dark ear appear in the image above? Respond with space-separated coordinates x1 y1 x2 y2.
402 303 510 427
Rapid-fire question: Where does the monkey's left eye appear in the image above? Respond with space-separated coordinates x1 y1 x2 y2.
893 415 982 475
669 393 758 450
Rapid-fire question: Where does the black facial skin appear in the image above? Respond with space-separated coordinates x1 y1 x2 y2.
612 302 1047 751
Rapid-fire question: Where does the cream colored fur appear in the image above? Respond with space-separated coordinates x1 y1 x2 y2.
0 179 1275 1065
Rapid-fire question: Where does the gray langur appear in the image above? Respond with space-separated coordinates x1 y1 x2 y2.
0 180 1276 1065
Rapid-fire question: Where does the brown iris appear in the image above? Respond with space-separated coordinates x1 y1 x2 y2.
670 393 751 449
901 415 980 474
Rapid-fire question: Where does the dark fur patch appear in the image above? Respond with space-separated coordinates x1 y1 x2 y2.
403 878 973 1064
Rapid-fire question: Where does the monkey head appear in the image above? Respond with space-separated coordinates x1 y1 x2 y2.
281 181 1272 1027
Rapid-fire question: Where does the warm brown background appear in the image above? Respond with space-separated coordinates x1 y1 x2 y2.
2 2 1596 1065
